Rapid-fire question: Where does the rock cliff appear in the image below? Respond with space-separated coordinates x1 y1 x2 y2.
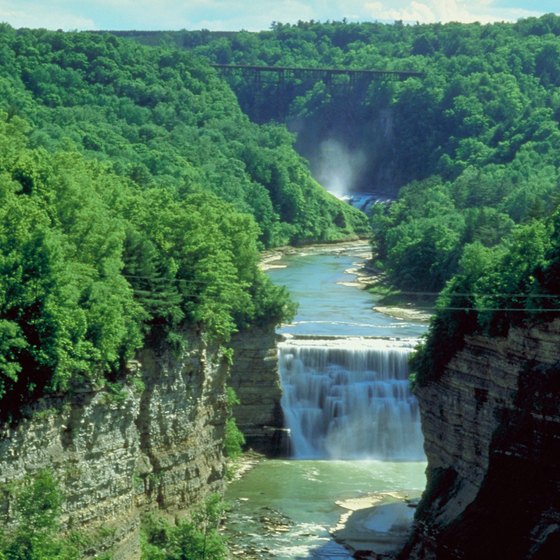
0 334 229 559
402 319 560 559
229 325 287 455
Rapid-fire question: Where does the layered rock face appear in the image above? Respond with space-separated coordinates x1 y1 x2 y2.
229 325 286 455
402 319 560 559
0 335 229 559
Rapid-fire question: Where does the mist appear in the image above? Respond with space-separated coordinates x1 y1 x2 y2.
313 139 366 198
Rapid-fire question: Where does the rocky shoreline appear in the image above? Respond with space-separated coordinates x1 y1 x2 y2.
262 240 433 324
260 239 372 271
331 493 421 559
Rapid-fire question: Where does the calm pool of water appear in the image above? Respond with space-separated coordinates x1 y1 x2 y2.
268 248 426 338
225 459 426 559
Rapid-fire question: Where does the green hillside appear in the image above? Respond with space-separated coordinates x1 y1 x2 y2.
0 25 370 417
125 17 560 378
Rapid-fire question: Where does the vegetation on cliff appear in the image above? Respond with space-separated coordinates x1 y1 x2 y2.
0 24 367 247
411 209 560 384
0 112 295 417
1 14 560 556
119 15 560 192
139 16 560 382
0 470 81 560
3 15 558 409
1 24 355 417
142 495 228 560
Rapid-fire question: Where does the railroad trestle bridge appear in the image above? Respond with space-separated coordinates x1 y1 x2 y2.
212 64 424 89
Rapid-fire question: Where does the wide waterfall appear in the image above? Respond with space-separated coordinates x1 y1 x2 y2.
279 337 424 460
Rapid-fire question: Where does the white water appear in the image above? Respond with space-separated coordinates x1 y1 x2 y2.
225 249 428 559
279 337 424 460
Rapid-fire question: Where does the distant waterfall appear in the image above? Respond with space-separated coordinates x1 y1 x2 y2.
279 337 424 460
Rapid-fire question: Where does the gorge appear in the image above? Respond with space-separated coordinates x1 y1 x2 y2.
230 246 560 559
402 318 560 559
225 245 428 559
0 334 230 558
1 15 560 560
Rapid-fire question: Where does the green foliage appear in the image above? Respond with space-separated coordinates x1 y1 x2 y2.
224 418 245 460
0 25 365 248
146 15 560 383
0 470 79 560
224 387 245 459
0 116 302 411
1 17 559 406
371 179 465 290
15 470 61 532
123 17 560 194
411 214 559 385
0 26 365 411
128 18 560 317
141 495 228 560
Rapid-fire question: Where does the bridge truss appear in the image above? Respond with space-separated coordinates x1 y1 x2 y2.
212 64 424 88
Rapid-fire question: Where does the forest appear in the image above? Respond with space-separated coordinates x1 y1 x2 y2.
127 15 560 381
3 14 559 412
1 13 560 558
0 23 370 420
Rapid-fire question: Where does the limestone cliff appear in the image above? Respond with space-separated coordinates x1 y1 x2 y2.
229 325 286 455
0 334 229 559
402 319 560 559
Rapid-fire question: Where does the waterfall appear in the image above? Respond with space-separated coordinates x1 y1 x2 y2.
279 337 425 460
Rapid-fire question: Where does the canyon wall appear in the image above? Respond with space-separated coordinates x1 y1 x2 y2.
0 334 230 559
229 325 287 455
402 319 560 559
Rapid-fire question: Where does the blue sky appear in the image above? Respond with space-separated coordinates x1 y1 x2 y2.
0 1 557 31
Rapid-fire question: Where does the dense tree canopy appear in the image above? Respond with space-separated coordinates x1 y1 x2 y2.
0 25 371 415
0 24 367 248
120 17 560 291
1 16 560 410
0 111 299 417
119 16 560 192
124 17 560 381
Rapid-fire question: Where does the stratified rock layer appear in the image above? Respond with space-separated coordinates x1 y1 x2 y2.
230 325 287 455
402 319 560 559
0 335 229 559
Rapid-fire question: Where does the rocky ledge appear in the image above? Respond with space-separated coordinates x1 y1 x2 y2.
229 325 288 456
0 321 286 558
401 318 560 559
0 334 229 559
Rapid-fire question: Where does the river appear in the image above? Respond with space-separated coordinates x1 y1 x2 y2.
225 244 428 559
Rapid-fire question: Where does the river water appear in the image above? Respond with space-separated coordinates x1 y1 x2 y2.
225 244 428 559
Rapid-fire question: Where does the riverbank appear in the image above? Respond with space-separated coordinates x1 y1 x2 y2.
260 239 371 271
227 452 423 559
331 493 420 558
262 240 433 323
227 450 266 482
223 459 426 560
226 454 423 560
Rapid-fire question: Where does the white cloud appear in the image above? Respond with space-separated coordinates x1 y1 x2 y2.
363 0 544 24
0 1 555 31
195 1 316 31
0 2 96 30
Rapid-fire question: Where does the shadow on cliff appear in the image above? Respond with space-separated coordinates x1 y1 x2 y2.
400 360 560 560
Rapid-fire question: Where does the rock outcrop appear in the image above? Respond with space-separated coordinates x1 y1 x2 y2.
401 319 560 559
229 325 287 455
0 334 229 559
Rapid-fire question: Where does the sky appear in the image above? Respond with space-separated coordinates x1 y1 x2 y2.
0 0 558 32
